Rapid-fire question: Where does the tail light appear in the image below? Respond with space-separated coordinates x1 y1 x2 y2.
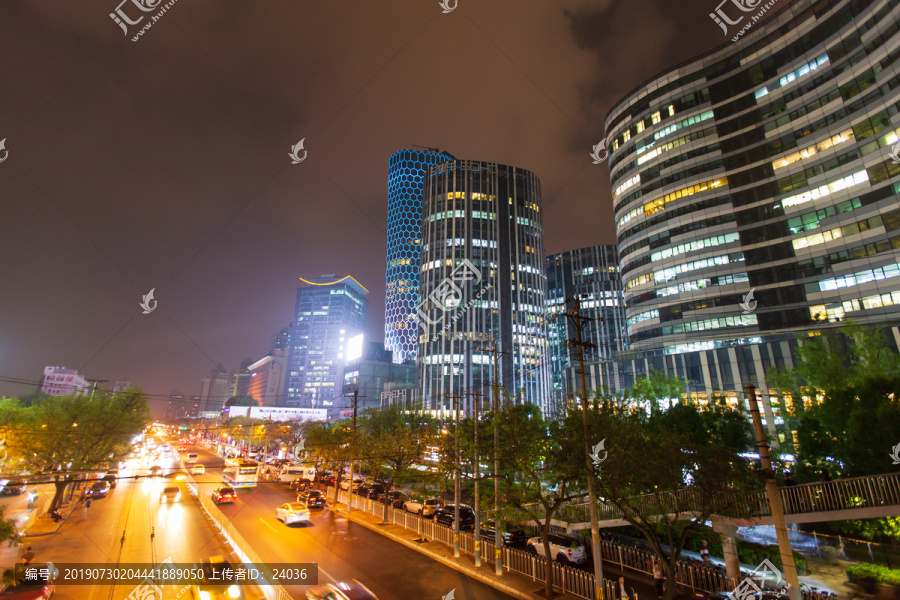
567 549 572 556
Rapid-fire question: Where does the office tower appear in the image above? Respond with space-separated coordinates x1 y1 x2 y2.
284 275 369 419
247 350 287 407
199 365 232 413
416 159 551 416
341 340 416 414
231 358 254 398
604 0 900 442
385 149 455 365
546 246 628 397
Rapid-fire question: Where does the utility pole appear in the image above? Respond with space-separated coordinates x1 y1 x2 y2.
560 296 605 600
746 385 801 600
453 392 461 559
472 388 482 567
86 379 108 400
489 337 506 576
344 388 364 511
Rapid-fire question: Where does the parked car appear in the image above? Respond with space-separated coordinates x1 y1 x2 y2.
339 477 363 491
0 563 58 599
360 484 384 499
433 504 475 529
159 486 181 503
480 520 527 546
305 580 378 600
525 533 586 565
103 472 118 489
88 480 110 498
297 490 327 508
0 479 27 496
276 502 310 526
377 490 408 508
403 497 443 517
211 486 236 504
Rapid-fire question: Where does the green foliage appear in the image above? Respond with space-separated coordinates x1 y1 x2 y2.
846 563 900 586
830 516 900 541
356 406 434 489
225 395 259 407
768 323 900 479
737 541 808 575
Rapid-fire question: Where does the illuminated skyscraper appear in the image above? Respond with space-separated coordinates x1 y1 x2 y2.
384 149 455 365
416 159 551 416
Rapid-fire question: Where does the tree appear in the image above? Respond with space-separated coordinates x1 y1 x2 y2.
496 401 584 597
2 391 151 512
768 323 900 479
357 406 430 490
225 395 259 408
563 389 756 600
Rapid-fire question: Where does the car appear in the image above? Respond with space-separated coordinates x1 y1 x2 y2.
88 481 110 498
360 483 384 499
297 490 327 508
339 477 363 491
377 490 408 508
185 453 199 464
0 479 27 496
403 497 443 517
433 504 475 529
480 520 528 546
525 533 586 565
211 486 236 504
103 473 118 489
289 477 312 492
0 562 58 599
149 465 162 477
159 486 181 503
190 557 246 600
276 502 310 525
191 464 205 475
321 474 336 487
305 580 378 600
177 446 187 452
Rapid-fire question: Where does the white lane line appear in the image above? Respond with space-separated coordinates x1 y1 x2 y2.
259 517 279 533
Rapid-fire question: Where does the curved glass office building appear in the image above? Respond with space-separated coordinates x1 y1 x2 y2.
416 159 551 416
385 149 455 365
603 0 900 428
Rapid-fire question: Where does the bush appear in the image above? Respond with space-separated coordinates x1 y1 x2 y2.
847 563 900 586
738 541 809 576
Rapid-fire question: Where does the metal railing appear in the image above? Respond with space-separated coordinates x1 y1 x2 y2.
558 472 900 525
333 488 634 600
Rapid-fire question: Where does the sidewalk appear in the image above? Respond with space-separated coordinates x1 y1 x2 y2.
330 495 681 600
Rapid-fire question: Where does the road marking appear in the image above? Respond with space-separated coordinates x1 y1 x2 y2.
259 517 279 533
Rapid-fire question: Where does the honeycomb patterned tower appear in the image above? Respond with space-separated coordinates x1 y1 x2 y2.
385 149 454 364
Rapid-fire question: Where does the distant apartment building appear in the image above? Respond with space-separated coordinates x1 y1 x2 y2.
283 275 370 418
199 366 232 413
247 349 288 407
40 366 89 397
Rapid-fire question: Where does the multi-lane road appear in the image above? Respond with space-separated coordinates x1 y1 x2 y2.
184 441 515 599
14 437 514 599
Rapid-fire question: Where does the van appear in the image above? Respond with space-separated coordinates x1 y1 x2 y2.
186 453 199 464
279 465 312 483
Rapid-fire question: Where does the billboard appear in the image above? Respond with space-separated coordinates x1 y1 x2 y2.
345 334 364 362
224 406 328 422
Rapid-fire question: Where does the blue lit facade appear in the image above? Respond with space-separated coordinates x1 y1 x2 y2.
385 149 455 365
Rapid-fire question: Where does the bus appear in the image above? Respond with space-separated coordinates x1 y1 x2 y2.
222 458 260 488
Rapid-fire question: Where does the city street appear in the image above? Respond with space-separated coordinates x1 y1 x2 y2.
21 443 232 600
185 442 516 599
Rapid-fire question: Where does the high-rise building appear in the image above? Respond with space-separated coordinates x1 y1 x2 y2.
283 275 369 418
271 326 291 352
603 0 900 441
165 390 184 422
546 246 628 398
199 365 232 413
385 149 456 365
341 340 416 414
416 159 552 416
231 358 254 398
40 366 89 397
247 350 287 407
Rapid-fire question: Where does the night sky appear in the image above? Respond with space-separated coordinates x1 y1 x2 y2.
0 0 785 414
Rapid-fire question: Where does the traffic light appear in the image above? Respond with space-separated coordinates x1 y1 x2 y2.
180 426 188 431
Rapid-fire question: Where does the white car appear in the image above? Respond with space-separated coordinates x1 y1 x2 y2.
339 478 363 491
191 464 205 475
276 502 310 525
525 533 586 565
403 497 443 517
185 453 199 464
